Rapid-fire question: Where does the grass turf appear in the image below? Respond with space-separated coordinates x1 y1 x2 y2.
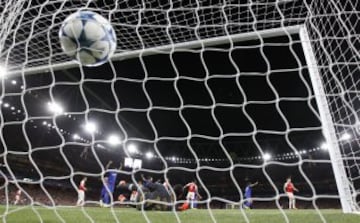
1 206 359 223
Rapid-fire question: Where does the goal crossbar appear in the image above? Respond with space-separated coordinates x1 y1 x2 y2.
6 25 302 76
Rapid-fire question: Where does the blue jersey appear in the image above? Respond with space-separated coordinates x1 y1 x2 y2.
107 170 118 187
244 186 252 198
101 170 118 205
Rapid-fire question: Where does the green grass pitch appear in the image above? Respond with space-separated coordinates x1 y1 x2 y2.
1 206 359 223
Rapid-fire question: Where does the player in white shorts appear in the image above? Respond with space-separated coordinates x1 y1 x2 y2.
76 177 87 206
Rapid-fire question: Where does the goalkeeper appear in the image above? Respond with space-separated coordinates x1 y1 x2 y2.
117 175 183 211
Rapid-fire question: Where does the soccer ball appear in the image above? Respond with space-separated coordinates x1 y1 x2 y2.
59 11 116 67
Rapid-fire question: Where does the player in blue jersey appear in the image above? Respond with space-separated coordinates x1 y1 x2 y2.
100 160 122 207
243 181 258 209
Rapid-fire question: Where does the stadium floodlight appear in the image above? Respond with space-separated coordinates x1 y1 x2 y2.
3 103 9 108
73 134 80 140
11 80 16 85
84 122 96 134
107 134 121 146
47 102 64 115
263 153 272 161
96 144 105 149
340 132 351 141
0 65 7 79
127 143 137 154
145 151 154 159
321 143 328 150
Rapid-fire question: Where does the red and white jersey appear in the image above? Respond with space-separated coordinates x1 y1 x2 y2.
285 182 294 193
79 180 86 191
188 183 197 193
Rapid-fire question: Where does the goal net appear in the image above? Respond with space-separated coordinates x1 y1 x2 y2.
0 0 359 221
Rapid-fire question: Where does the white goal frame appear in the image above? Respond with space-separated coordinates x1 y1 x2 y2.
7 25 302 76
299 26 357 214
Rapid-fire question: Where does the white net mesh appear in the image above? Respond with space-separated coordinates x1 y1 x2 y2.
0 0 308 70
0 0 359 222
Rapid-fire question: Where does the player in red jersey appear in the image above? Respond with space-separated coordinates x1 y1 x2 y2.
76 177 87 206
14 189 22 205
183 180 202 209
283 177 299 209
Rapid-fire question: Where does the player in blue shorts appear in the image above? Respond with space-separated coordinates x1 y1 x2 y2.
100 160 122 207
243 181 258 209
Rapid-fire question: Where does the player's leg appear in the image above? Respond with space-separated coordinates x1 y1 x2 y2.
100 186 106 207
103 184 115 206
248 198 253 209
243 195 249 209
185 192 191 207
103 191 110 206
243 200 249 209
14 195 19 205
81 191 85 206
76 191 80 206
287 192 293 209
292 196 296 209
77 190 84 206
179 202 190 211
80 191 85 206
188 192 195 208
193 194 198 209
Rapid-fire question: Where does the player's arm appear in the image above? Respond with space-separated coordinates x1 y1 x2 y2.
283 182 288 193
294 185 299 192
195 186 202 200
250 181 259 187
183 183 190 189
118 162 123 170
105 160 113 170
141 174 147 182
81 181 87 191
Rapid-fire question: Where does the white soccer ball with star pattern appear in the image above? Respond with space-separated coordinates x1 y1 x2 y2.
59 11 116 67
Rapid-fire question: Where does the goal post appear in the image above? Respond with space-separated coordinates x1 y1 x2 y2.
299 26 357 213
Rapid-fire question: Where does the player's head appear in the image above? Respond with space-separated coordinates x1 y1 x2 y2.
119 180 126 186
144 175 153 182
286 177 292 182
83 177 87 181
